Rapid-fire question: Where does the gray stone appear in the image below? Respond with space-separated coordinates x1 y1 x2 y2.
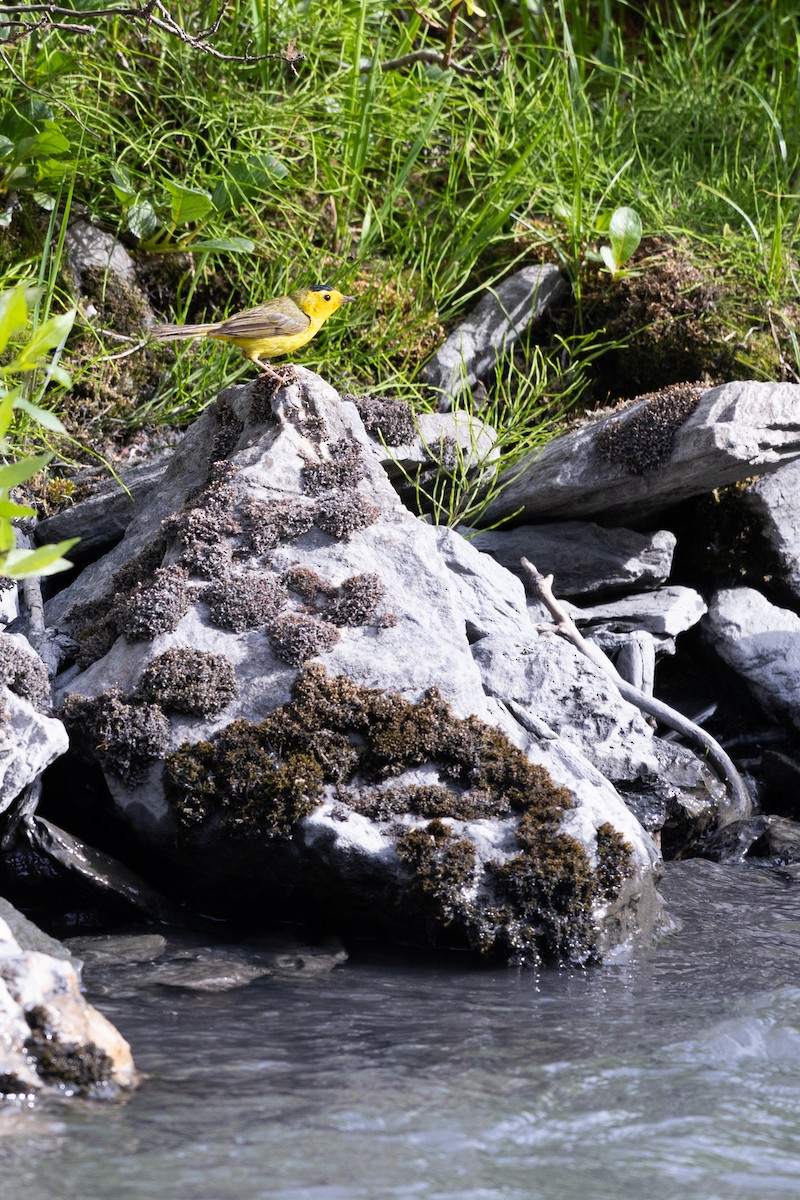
703 587 800 731
65 219 138 290
468 521 677 599
36 451 174 556
575 586 708 638
744 460 800 601
0 689 68 816
0 914 137 1099
421 265 566 409
47 370 667 963
480 381 800 526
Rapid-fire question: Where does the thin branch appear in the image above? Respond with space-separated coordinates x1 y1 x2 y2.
369 48 475 76
0 48 93 131
520 557 752 828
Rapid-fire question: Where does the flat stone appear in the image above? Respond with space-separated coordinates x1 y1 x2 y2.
480 381 800 526
744 460 800 601
574 586 708 638
468 521 676 599
421 265 566 409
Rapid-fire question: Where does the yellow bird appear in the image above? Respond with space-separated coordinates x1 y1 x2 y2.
150 285 355 378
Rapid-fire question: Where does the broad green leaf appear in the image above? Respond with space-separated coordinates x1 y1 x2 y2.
211 152 289 213
188 236 255 252
599 245 619 275
0 135 15 161
13 308 75 368
166 181 213 226
0 452 52 489
15 123 70 163
0 211 12 229
1 538 79 579
127 199 159 241
0 286 28 355
33 191 56 211
13 396 66 432
0 521 13 553
0 498 36 519
608 207 642 270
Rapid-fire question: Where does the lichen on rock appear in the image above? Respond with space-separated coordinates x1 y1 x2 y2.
204 570 287 632
113 564 190 642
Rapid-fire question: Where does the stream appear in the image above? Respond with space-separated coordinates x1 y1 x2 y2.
4 857 800 1200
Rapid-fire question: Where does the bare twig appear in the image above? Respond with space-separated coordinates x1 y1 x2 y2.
368 48 475 76
520 557 752 827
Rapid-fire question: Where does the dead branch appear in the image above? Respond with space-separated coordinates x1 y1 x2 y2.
520 556 752 827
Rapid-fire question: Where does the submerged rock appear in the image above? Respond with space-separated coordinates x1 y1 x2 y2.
44 369 681 966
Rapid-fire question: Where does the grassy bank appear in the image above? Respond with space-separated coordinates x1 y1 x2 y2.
1 0 799 460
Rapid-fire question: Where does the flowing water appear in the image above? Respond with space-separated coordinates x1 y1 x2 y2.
4 858 800 1200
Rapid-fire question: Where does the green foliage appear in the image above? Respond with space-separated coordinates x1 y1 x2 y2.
0 284 77 578
0 100 73 224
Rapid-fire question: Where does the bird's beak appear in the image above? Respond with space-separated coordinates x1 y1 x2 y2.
341 295 356 303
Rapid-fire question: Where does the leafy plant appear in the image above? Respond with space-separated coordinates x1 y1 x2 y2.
591 206 643 280
0 101 73 225
0 284 78 578
110 153 289 253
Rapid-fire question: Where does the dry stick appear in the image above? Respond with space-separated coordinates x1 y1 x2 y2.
519 557 752 827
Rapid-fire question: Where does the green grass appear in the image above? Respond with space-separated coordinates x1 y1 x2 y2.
1 0 799 450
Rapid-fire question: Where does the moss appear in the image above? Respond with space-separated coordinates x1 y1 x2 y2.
209 394 245 462
302 439 367 495
69 538 168 667
327 573 387 626
162 462 241 578
62 688 171 785
280 565 336 604
237 497 315 555
113 564 190 642
349 394 417 445
247 373 283 425
24 1006 115 1096
315 492 380 539
268 612 340 665
396 823 478 922
138 648 238 717
595 383 704 475
205 571 287 632
165 720 325 836
0 637 51 713
346 783 504 821
595 822 634 902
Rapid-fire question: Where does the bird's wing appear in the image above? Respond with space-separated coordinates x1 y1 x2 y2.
216 302 310 340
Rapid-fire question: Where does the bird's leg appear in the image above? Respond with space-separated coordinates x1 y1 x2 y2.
249 354 286 383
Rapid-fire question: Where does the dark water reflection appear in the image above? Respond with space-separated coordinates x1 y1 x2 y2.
4 859 800 1200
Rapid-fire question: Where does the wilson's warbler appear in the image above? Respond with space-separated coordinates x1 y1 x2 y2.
151 285 355 377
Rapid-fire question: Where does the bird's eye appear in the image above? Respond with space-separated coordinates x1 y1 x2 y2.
323 293 331 302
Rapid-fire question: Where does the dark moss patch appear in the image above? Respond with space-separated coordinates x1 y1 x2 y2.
396 822 478 922
315 492 380 539
0 637 51 713
302 439 367 495
280 565 336 604
595 822 634 902
62 688 171 785
209 394 245 462
347 783 509 821
348 394 417 445
595 383 704 475
205 571 287 632
268 612 340 665
327 573 387 626
236 497 315 555
165 721 325 837
248 373 287 425
113 564 190 642
69 538 169 667
162 462 241 578
24 1006 115 1096
138 648 238 717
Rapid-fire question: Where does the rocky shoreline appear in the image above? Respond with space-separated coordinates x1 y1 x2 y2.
3 258 800 1102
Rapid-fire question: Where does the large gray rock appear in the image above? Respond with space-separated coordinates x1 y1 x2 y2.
0 634 68 815
47 370 670 965
469 521 676 599
421 265 566 409
480 381 800 526
0 911 137 1100
744 460 800 601
703 587 800 731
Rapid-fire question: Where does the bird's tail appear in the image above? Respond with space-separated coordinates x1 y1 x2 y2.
150 322 220 341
